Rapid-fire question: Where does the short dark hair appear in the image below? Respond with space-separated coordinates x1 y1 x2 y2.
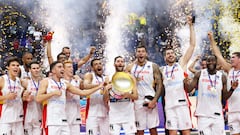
50 61 62 72
90 58 101 67
207 55 217 61
136 45 147 52
57 53 66 60
6 57 20 67
232 52 240 58
62 46 70 51
29 61 40 68
114 56 123 62
22 51 32 57
201 57 207 62
163 46 174 56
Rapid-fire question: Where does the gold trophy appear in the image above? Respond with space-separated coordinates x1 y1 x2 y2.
111 72 134 99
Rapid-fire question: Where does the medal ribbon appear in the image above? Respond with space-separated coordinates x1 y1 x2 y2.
95 74 104 84
208 73 217 89
165 64 177 79
31 78 39 91
133 63 146 79
52 79 63 90
7 75 16 92
232 70 240 81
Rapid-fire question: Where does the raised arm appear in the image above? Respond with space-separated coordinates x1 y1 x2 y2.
185 71 201 93
67 82 103 96
36 78 61 103
180 16 196 71
208 32 231 72
148 63 163 109
188 56 200 74
46 40 53 65
77 46 95 68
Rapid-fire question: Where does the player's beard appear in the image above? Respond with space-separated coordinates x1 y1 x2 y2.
116 66 124 72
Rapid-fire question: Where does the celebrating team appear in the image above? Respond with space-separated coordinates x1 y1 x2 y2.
0 16 240 135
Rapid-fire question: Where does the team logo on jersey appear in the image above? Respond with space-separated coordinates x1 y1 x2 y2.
135 121 140 127
147 65 150 68
229 125 233 131
110 124 114 131
88 129 93 135
167 120 171 127
199 131 204 135
24 129 29 135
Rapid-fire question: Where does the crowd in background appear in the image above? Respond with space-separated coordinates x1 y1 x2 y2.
0 0 233 77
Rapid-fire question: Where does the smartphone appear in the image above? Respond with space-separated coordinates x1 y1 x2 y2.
192 10 196 23
192 15 195 23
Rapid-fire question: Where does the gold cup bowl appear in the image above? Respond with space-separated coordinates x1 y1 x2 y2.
111 72 134 99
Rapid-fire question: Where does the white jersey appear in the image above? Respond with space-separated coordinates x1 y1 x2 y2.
130 61 155 107
196 69 223 118
46 79 68 125
109 88 135 124
0 75 24 123
64 79 81 125
227 68 240 113
87 73 108 117
24 79 42 125
162 63 189 109
20 65 31 79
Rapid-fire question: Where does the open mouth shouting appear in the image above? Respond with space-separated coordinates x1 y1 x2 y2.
13 69 19 75
60 70 64 76
138 56 145 63
95 67 103 76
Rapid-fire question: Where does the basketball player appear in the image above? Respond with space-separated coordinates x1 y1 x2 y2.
36 61 103 135
185 55 238 134
20 52 33 79
83 58 110 135
126 46 163 135
0 57 24 135
22 61 42 135
63 60 83 135
161 16 196 135
103 56 138 135
209 32 240 135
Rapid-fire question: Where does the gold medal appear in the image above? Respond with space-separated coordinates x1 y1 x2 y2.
167 77 171 81
210 87 216 92
137 77 141 81
100 89 104 95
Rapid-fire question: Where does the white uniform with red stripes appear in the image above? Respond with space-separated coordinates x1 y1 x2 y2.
162 63 192 130
108 87 136 135
196 69 226 135
24 79 42 135
86 73 109 135
45 79 70 135
130 61 159 130
227 68 240 134
65 79 81 135
0 75 24 135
